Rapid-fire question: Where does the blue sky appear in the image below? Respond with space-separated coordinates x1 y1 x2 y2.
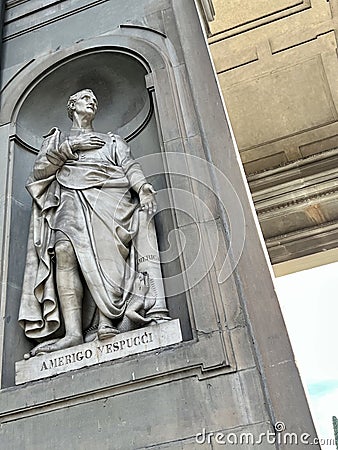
274 262 338 449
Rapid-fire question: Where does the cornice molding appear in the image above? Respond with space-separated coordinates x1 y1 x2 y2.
197 0 215 22
208 0 311 43
248 147 338 183
266 220 338 264
6 0 63 11
4 0 108 40
257 186 338 216
6 0 29 7
249 147 338 217
266 219 338 247
195 0 215 35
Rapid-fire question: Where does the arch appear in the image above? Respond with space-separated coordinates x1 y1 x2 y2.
0 28 177 125
0 26 196 387
15 50 152 149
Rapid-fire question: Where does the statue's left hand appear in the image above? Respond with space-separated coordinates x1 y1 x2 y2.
139 183 157 214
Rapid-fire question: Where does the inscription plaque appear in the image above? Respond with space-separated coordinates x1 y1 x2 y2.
16 320 182 385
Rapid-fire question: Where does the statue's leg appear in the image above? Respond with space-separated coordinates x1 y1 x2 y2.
55 240 84 342
36 239 84 354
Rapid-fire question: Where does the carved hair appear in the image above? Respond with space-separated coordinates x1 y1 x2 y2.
67 89 97 120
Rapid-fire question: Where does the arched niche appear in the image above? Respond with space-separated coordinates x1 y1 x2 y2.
16 50 151 150
3 49 192 387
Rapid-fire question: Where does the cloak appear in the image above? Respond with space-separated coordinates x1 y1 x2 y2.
19 128 147 340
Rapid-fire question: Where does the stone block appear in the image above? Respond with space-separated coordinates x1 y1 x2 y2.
221 56 336 150
16 320 182 385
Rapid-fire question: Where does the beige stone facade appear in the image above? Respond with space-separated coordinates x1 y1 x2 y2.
208 0 338 271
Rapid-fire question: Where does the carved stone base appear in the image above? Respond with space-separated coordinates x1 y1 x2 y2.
15 320 182 385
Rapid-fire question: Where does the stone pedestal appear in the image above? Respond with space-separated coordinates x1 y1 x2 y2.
16 320 182 385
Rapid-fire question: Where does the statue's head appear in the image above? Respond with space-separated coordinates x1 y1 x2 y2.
67 89 98 121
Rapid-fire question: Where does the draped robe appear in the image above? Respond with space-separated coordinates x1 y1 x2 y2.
19 128 147 340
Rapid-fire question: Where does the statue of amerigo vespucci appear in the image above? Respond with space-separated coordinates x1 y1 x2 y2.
19 89 168 358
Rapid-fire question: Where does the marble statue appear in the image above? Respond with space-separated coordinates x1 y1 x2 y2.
19 89 167 357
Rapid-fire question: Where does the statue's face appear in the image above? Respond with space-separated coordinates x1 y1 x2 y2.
73 90 98 119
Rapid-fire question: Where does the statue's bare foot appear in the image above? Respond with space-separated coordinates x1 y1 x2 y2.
25 339 59 359
35 335 83 355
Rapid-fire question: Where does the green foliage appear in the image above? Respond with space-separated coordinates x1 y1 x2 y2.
333 416 338 450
